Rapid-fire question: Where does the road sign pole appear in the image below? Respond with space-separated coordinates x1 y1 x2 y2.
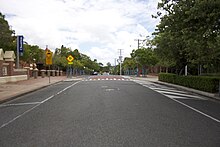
70 65 72 79
66 54 74 79
49 65 51 83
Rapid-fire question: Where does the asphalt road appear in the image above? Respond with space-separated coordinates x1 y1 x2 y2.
0 76 219 147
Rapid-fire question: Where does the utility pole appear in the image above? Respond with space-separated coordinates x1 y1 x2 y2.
114 58 117 75
134 39 145 49
134 39 144 77
118 49 123 76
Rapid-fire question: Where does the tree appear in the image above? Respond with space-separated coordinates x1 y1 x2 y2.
0 12 15 51
122 57 136 75
72 49 81 60
131 47 158 76
53 45 72 70
19 44 44 68
154 0 220 75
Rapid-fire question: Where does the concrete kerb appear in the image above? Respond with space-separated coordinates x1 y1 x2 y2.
132 76 220 101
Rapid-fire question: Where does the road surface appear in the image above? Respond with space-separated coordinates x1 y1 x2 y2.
0 75 219 146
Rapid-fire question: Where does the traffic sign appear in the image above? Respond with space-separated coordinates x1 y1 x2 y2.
46 50 53 65
66 55 74 62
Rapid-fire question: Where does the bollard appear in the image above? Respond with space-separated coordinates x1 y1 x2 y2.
60 71 63 76
52 70 55 77
56 70 59 76
33 68 38 79
41 69 46 78
47 70 51 77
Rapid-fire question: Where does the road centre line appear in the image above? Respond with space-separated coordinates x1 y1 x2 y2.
0 81 80 129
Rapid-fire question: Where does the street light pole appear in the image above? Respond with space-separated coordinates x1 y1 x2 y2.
16 36 19 69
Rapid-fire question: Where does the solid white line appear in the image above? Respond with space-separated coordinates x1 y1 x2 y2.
171 98 220 123
0 103 41 129
0 81 81 129
41 95 54 103
0 102 42 107
141 83 219 123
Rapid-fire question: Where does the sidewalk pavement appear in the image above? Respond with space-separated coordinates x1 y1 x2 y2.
132 75 220 101
0 76 68 104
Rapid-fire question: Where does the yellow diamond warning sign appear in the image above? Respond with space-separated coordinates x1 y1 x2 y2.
66 55 74 62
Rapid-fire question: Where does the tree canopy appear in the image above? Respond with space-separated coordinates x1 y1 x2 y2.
0 12 15 51
153 0 220 75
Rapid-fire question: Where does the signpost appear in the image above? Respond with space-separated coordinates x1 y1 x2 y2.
66 55 74 78
45 48 53 83
46 50 53 65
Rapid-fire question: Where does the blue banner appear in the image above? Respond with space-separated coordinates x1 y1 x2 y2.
18 36 23 53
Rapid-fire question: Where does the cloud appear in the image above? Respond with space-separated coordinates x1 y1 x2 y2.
0 0 161 65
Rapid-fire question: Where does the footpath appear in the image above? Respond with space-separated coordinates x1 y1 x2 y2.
0 76 67 104
132 75 220 101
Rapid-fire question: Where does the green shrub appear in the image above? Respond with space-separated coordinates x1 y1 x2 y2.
158 73 219 93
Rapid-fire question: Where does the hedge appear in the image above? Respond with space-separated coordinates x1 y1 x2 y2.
158 73 219 93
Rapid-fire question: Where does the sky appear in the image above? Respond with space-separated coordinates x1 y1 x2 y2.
0 0 160 65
